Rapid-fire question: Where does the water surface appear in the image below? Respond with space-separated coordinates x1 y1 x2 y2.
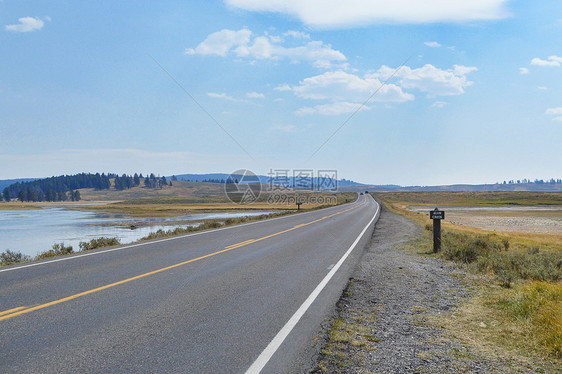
0 208 273 257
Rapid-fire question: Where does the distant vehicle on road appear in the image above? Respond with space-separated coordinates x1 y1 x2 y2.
360 192 364 195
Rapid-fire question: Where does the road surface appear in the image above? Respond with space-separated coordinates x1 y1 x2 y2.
0 194 379 373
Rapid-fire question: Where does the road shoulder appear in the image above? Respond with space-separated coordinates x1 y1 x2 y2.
309 202 504 373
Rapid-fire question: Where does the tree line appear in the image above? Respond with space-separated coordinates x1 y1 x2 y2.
1 172 172 202
143 173 171 189
2 173 112 202
497 178 562 185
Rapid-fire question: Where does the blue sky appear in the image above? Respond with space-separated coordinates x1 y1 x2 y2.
1 0 560 185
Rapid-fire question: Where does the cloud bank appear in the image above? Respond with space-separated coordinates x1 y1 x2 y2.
5 16 45 32
286 64 476 115
225 0 510 27
186 28 346 68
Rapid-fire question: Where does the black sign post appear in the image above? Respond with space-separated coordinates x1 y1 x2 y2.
430 208 445 253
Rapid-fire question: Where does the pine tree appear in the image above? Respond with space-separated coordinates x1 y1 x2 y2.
2 188 10 202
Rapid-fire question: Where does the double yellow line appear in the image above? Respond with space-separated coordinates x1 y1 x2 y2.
0 199 366 322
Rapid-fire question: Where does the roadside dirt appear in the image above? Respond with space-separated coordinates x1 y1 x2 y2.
309 203 517 373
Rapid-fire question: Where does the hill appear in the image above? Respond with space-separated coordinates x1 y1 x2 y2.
0 178 39 191
170 173 363 188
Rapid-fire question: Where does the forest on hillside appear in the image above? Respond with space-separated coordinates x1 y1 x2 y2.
1 173 170 202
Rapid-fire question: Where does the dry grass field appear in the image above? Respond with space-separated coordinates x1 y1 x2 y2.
375 191 562 364
0 180 357 216
379 191 562 251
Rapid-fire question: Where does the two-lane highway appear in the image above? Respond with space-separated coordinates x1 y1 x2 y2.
0 194 379 373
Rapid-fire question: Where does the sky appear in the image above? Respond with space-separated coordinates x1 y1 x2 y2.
1 0 561 186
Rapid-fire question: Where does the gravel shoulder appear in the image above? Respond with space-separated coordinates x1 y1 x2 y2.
309 202 504 373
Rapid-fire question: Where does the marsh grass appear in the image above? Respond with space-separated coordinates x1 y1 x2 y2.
1 237 121 266
79 237 121 251
138 212 292 241
0 249 30 265
36 243 74 259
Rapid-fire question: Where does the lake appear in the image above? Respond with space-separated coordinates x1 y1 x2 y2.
0 208 273 257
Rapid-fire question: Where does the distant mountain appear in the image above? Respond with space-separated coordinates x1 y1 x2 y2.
0 178 39 191
341 183 562 192
169 173 364 189
170 173 232 182
402 183 562 192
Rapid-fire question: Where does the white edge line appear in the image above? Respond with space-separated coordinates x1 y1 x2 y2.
245 197 379 374
0 196 362 274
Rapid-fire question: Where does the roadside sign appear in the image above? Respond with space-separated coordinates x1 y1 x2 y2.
430 209 445 220
430 208 444 253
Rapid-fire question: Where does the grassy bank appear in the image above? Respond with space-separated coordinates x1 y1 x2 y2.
376 191 562 362
0 237 121 266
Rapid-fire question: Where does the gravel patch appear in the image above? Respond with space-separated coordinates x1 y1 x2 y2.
309 203 502 373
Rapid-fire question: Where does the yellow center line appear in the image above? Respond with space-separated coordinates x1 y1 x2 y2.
0 199 368 322
225 239 256 249
0 306 29 317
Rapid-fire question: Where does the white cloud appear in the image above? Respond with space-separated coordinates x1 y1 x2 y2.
545 108 562 122
371 63 477 97
246 92 265 99
284 30 310 39
297 101 371 116
186 29 251 56
289 70 414 102
275 84 292 91
452 65 478 75
235 38 346 66
431 101 447 108
530 56 561 67
519 67 529 74
5 16 45 32
271 124 297 132
424 41 441 48
538 86 547 90
546 107 562 115
225 0 510 27
207 92 237 101
186 28 346 68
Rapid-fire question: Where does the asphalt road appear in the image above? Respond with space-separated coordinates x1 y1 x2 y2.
0 194 379 373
